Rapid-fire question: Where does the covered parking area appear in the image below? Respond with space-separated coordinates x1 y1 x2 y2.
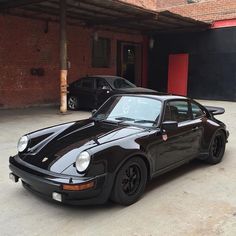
0 100 236 235
1 2 236 234
0 0 208 111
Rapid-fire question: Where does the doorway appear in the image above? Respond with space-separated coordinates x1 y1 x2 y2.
117 42 142 86
168 54 189 96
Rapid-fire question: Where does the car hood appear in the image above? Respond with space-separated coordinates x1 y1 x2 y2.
19 119 145 172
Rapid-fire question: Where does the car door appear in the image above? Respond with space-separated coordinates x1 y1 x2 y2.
95 78 113 108
154 99 203 171
70 77 96 109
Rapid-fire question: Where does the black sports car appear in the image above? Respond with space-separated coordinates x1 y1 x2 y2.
9 94 229 206
67 75 156 110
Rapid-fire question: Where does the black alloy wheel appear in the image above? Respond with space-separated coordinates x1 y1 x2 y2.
206 130 226 164
122 164 141 196
68 96 78 110
111 157 147 206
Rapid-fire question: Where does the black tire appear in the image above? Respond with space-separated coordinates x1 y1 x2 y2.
110 157 147 206
68 96 79 110
205 130 226 164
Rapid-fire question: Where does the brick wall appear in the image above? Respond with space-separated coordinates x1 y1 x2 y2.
0 15 143 108
156 0 186 8
120 0 158 10
166 0 236 22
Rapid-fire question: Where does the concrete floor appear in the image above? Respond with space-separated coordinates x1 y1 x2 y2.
0 100 236 236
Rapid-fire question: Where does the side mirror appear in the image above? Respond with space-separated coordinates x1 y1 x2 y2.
91 109 97 116
162 121 178 131
102 86 111 91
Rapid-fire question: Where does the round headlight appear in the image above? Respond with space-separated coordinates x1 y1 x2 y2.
75 151 91 173
17 135 29 153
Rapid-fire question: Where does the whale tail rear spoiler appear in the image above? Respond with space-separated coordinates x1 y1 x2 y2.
205 106 225 115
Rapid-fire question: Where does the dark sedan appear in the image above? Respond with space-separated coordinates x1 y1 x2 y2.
67 75 156 110
9 94 229 205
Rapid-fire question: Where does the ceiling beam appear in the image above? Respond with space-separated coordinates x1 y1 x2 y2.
0 0 45 9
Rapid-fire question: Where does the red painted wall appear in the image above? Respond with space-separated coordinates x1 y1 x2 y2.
168 54 189 96
0 15 144 108
211 18 236 29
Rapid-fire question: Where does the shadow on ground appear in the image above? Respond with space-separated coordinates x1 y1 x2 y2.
17 159 208 213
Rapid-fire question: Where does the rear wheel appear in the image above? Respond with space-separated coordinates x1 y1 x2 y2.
111 157 147 206
205 130 226 164
68 96 79 110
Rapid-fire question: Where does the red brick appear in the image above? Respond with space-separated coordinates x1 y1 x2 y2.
120 0 157 10
164 0 236 22
157 0 186 8
0 15 144 108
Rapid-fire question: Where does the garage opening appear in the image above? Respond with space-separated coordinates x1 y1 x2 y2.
117 41 142 86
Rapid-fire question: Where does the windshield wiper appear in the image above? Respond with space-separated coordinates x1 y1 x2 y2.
114 117 135 121
134 119 156 124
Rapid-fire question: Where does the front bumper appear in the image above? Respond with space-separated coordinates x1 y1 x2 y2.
9 155 113 205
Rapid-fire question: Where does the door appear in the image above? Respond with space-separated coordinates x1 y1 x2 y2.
95 77 113 108
117 42 142 86
155 100 202 171
168 54 189 96
70 77 96 108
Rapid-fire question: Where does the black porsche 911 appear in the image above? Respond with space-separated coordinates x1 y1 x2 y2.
67 75 156 110
9 94 229 206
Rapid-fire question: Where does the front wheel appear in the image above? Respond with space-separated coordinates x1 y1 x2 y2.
205 130 226 164
67 96 79 110
110 157 147 206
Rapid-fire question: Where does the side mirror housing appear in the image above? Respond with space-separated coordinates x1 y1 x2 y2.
102 86 111 91
91 109 97 116
162 121 178 131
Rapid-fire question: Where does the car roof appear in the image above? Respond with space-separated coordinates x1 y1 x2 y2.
88 75 123 79
82 75 125 82
75 76 188 101
116 93 188 102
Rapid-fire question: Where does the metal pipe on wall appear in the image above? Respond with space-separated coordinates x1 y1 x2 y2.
60 0 68 113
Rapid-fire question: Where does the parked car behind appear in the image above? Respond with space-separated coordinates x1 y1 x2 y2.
67 75 157 110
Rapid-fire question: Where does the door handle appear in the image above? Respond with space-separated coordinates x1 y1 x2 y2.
192 126 199 131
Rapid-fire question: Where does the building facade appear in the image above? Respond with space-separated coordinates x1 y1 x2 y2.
149 0 236 101
0 0 235 108
0 14 147 107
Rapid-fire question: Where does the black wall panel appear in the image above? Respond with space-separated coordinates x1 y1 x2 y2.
148 27 236 101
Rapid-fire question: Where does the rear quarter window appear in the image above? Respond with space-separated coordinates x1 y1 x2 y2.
191 102 205 119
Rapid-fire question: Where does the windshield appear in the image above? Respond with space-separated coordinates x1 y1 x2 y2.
108 78 136 89
93 95 162 127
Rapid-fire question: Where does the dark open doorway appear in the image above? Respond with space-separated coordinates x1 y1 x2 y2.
117 41 142 86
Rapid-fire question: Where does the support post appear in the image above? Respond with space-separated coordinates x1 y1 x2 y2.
60 0 67 113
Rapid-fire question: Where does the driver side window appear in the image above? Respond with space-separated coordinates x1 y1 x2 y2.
81 78 95 89
96 78 110 90
164 100 191 123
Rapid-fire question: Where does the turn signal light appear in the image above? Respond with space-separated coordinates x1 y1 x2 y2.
62 181 95 191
